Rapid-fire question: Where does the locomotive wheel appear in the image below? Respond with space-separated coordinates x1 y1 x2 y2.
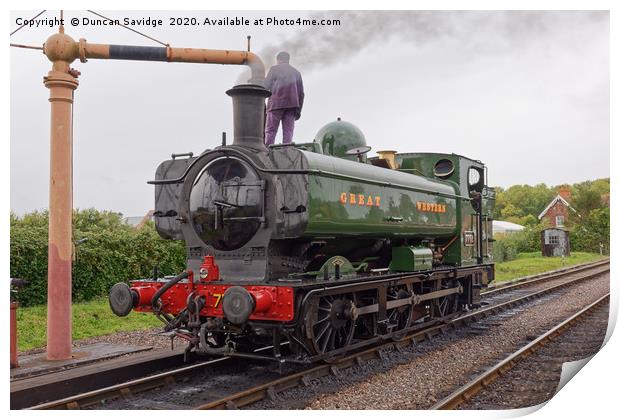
433 295 458 318
304 293 357 357
432 280 460 318
386 287 413 340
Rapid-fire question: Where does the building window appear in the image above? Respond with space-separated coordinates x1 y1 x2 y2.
545 231 561 245
556 215 565 227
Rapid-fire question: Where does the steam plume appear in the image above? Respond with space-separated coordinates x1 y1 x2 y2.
240 10 607 81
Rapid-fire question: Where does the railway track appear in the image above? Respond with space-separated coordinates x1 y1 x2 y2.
24 260 608 410
482 258 608 297
10 348 195 410
430 292 610 410
195 262 609 410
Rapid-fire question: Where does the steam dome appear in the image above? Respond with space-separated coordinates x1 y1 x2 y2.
314 118 367 161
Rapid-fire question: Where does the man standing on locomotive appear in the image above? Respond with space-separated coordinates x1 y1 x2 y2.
263 51 305 145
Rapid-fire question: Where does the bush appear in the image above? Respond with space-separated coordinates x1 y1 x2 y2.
492 223 545 263
493 236 518 262
10 209 186 306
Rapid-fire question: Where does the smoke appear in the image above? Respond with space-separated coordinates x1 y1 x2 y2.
259 11 458 72
240 10 607 81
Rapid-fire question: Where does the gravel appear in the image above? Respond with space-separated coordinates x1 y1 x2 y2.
461 299 609 409
258 272 609 410
98 357 289 409
19 327 180 356
75 328 179 350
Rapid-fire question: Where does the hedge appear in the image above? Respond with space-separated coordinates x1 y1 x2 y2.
10 209 186 307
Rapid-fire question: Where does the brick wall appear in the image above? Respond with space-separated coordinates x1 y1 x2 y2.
542 200 570 227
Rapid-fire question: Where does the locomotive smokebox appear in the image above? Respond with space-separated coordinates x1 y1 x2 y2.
226 84 271 150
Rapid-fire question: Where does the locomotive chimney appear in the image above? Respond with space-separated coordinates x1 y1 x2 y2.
226 84 271 150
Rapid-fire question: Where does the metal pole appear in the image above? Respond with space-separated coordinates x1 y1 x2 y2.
43 28 79 360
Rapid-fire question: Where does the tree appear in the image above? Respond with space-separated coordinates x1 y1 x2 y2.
590 178 610 196
500 203 523 220
494 184 555 221
571 184 603 217
572 207 610 253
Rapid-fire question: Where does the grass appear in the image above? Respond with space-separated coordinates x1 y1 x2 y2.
14 251 606 351
493 251 606 283
15 297 162 351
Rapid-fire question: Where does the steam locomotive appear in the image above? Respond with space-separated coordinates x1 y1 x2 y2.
109 83 495 363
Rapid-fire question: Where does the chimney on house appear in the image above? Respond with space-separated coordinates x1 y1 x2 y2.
558 185 571 202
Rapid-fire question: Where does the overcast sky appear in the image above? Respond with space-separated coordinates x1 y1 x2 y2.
10 10 609 217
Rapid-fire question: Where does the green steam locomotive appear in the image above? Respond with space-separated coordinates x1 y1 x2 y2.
109 84 495 363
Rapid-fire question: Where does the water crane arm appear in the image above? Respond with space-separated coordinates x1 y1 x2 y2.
43 33 265 83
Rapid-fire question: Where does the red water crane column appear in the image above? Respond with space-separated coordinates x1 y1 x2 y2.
10 302 18 367
43 28 79 361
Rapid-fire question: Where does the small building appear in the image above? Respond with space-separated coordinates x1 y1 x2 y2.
537 186 578 228
122 210 154 230
541 227 570 257
493 220 525 236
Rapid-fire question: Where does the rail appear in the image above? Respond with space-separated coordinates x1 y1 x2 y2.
431 292 610 410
